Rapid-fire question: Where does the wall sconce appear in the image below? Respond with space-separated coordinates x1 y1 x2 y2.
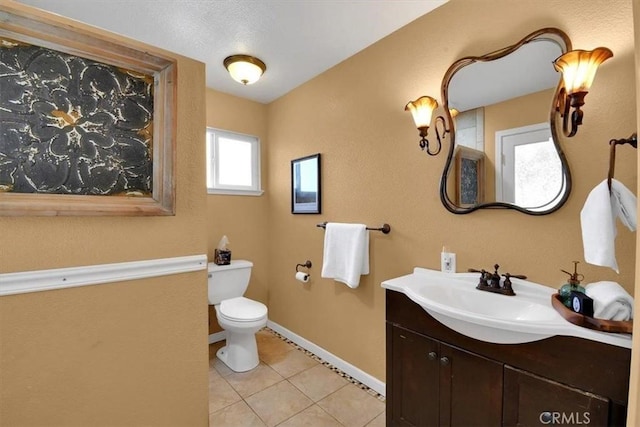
553 47 613 137
223 54 267 85
405 96 450 156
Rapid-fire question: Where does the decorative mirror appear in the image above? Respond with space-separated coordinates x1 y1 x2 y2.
440 28 572 215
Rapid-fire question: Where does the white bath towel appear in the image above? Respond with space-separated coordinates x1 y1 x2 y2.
580 179 637 273
321 223 369 288
585 281 634 321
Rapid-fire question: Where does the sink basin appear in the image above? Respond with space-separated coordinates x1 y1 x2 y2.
382 268 632 347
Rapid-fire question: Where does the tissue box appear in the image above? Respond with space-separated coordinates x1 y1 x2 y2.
214 249 231 265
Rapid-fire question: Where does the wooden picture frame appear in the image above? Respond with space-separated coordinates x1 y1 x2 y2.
291 153 321 214
455 146 485 208
0 5 176 216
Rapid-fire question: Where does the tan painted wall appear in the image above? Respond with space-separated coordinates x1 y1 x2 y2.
205 89 269 334
266 0 636 382
0 2 209 425
627 0 640 424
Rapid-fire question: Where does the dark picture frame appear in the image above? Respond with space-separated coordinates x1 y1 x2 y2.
0 5 176 216
455 146 485 208
291 153 321 214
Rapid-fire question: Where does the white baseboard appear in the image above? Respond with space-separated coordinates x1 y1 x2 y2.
267 320 386 397
208 331 226 344
0 254 208 296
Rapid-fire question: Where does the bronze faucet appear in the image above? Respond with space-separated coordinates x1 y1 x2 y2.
468 264 526 296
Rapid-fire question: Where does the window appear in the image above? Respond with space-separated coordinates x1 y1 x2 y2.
495 123 564 211
206 128 262 196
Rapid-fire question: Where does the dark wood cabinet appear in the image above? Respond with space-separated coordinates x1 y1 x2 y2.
386 290 631 427
442 343 503 426
389 324 502 426
503 366 610 426
390 326 439 426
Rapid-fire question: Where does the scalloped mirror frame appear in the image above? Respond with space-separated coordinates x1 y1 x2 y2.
439 27 572 215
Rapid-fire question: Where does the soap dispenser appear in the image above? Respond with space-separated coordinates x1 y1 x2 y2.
559 261 585 308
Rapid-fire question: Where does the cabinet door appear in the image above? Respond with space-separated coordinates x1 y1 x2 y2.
439 343 503 427
503 365 610 427
390 326 440 426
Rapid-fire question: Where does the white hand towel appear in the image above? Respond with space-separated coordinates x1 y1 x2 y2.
580 179 637 273
321 223 369 288
611 179 637 231
585 281 634 321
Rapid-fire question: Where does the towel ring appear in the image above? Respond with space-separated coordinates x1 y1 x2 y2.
607 133 637 192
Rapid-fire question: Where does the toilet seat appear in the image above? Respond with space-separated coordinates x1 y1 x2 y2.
219 297 267 322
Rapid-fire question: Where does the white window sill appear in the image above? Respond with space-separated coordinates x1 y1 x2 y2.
207 188 264 197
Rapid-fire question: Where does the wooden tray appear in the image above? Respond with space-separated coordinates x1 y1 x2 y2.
551 293 633 334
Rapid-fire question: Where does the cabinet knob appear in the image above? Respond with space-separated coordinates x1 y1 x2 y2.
440 356 450 366
427 351 437 360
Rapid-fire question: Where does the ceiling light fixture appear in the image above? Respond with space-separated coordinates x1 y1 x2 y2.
223 54 266 85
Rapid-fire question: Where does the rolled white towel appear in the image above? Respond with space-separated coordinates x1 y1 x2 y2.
585 281 634 321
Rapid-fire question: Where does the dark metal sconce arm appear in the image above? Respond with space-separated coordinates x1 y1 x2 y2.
557 88 587 138
418 115 450 156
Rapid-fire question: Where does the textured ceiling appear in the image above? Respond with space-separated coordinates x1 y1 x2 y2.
16 0 448 104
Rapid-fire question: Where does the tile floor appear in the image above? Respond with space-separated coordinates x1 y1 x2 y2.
209 328 386 427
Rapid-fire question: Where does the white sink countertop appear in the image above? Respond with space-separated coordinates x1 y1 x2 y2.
382 267 632 348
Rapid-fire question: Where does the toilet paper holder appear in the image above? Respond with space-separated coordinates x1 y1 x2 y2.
296 260 312 272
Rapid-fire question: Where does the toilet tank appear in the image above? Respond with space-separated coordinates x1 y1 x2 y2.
207 260 253 305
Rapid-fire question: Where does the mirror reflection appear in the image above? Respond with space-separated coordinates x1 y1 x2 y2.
440 28 572 214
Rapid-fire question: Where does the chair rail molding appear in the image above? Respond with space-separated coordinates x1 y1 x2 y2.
0 254 208 296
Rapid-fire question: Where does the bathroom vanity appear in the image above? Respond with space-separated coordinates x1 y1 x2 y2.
385 290 631 426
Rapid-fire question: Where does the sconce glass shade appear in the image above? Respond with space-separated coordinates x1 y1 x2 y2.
405 96 438 129
223 55 267 85
553 47 613 95
449 108 459 118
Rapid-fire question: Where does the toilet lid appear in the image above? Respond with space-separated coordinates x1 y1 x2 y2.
220 297 267 322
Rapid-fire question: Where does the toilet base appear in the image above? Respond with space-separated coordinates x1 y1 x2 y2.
216 331 260 372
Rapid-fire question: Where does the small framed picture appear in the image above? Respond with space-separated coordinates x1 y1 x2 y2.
455 146 484 208
291 153 321 214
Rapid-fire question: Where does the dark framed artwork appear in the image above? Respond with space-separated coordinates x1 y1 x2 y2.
0 5 176 215
455 146 485 208
291 153 321 214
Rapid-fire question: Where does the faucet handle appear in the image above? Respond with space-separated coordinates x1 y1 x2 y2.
501 273 516 296
468 268 489 286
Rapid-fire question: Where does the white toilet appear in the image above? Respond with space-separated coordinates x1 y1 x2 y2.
208 260 268 372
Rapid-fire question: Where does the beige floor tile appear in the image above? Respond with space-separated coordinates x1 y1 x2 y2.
318 384 385 427
278 404 343 427
245 380 313 427
267 348 319 378
209 363 221 381
289 364 349 402
209 400 266 427
210 341 239 378
257 333 295 364
225 363 284 398
365 411 386 427
208 375 242 414
211 354 234 377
